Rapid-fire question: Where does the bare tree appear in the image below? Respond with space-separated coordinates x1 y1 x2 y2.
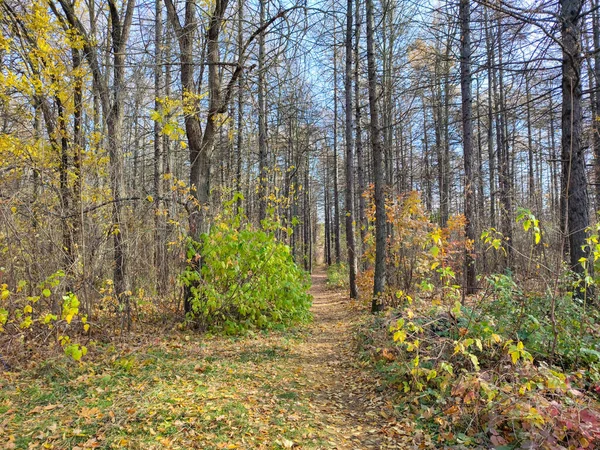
365 0 386 312
345 0 358 298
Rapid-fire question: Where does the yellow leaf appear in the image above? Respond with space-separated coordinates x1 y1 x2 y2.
280 438 294 449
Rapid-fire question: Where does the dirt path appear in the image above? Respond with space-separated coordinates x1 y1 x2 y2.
290 269 410 449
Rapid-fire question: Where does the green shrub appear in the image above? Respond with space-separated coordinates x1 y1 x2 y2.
480 273 600 370
180 197 312 334
326 263 348 289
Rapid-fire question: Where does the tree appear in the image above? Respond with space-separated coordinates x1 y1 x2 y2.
345 0 358 299
164 0 294 312
459 0 476 294
55 0 136 326
258 0 268 223
559 0 589 278
365 0 386 312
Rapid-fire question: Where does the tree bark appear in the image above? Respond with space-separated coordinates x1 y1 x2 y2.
154 0 167 296
345 0 358 299
459 0 476 295
560 0 589 280
258 0 268 223
355 0 367 265
365 0 386 312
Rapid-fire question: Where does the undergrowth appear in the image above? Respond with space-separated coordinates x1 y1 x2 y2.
355 192 600 448
326 263 349 289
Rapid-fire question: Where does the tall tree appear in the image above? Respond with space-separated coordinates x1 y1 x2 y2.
559 0 589 279
154 0 167 295
258 0 268 223
345 0 358 299
366 0 386 312
332 21 342 264
165 0 292 311
354 0 367 262
459 0 476 294
592 0 600 209
55 0 136 325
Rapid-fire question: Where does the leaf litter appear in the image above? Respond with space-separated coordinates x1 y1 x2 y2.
0 269 416 449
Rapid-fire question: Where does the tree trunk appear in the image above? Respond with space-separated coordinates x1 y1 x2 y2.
345 0 358 299
258 0 267 223
484 8 496 230
333 24 341 265
236 0 244 211
459 0 476 295
355 0 367 265
154 0 167 295
592 0 600 210
365 0 386 312
497 18 513 266
560 0 589 279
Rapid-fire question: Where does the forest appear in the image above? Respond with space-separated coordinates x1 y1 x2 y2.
1 0 600 448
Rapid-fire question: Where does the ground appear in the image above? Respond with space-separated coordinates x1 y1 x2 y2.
0 269 416 449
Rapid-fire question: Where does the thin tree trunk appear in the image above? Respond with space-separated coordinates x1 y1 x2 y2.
592 0 600 209
345 0 358 298
236 0 243 210
333 24 341 265
355 0 367 264
366 0 386 312
526 72 536 213
154 0 167 295
484 8 496 230
258 0 267 223
459 0 476 294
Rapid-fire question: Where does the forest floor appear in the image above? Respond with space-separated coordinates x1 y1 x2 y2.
0 269 419 449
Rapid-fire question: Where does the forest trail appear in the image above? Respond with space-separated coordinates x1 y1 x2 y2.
0 269 418 449
291 268 411 449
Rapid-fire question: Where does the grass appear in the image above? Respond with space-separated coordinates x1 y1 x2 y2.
0 331 330 450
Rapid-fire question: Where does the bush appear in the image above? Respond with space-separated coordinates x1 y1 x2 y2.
359 189 471 307
181 197 312 334
326 263 348 289
354 207 600 448
0 270 89 364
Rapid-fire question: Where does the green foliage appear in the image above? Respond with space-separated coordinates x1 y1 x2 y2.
0 270 88 362
480 273 599 370
326 263 348 289
355 207 600 448
516 207 542 245
180 195 312 334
